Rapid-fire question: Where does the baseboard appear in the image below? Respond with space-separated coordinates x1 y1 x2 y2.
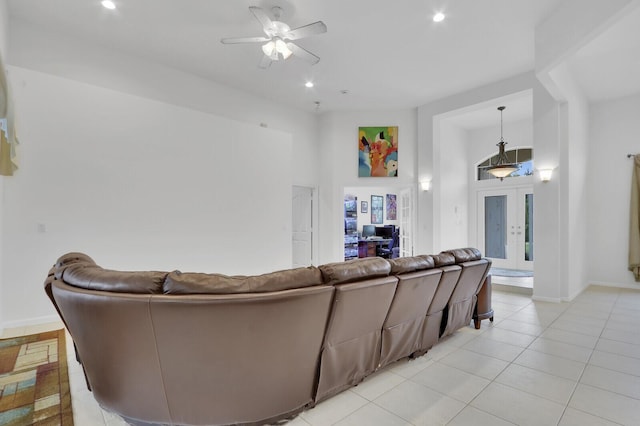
2 314 61 331
531 295 562 303
589 281 640 291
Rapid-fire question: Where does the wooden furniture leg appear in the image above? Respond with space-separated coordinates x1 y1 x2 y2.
473 275 494 329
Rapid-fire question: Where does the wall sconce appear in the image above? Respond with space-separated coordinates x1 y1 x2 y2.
420 180 432 191
539 169 553 182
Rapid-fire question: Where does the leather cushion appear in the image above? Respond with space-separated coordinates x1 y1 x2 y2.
62 263 166 294
432 252 456 266
388 256 434 274
444 248 482 263
163 266 323 294
319 257 390 285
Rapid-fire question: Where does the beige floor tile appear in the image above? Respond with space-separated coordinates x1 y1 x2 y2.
540 327 599 349
387 354 434 378
0 326 26 338
373 380 465 426
491 301 525 316
494 318 545 336
528 337 593 363
563 306 610 321
447 406 516 426
569 383 640 425
470 382 565 426
604 319 640 334
480 327 537 348
506 309 560 327
601 328 640 345
350 369 405 401
462 335 525 362
550 318 604 337
438 348 508 380
589 350 640 376
514 349 586 381
410 361 490 403
495 363 577 404
23 320 65 334
595 338 640 359
558 407 621 426
300 390 368 426
333 402 411 426
580 364 640 400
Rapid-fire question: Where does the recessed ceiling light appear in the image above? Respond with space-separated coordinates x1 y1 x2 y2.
305 81 314 88
433 12 445 22
101 1 116 10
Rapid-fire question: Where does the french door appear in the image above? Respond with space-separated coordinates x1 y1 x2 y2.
478 187 533 270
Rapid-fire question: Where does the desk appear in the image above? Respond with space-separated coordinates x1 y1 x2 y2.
358 239 393 258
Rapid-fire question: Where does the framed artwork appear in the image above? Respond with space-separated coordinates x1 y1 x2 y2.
386 194 397 220
358 126 398 177
361 201 368 213
371 195 383 224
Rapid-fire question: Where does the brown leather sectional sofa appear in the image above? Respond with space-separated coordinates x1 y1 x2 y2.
44 248 491 426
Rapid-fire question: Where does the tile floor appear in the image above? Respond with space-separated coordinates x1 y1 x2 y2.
3 285 640 425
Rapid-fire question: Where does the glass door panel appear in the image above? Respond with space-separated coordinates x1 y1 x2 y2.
484 195 507 259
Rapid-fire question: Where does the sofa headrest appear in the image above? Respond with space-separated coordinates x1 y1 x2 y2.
163 266 323 295
62 263 166 294
52 252 97 280
319 257 390 285
443 248 482 263
432 252 456 266
388 256 434 275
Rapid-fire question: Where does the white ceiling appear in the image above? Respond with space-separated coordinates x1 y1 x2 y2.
6 0 640 120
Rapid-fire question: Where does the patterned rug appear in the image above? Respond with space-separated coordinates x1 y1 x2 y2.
0 329 73 425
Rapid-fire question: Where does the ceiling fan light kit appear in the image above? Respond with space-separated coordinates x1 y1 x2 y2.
221 6 327 68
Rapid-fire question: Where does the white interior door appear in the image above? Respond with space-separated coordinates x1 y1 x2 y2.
478 187 533 270
292 186 313 267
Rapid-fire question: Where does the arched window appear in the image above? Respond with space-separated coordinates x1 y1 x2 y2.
477 148 533 181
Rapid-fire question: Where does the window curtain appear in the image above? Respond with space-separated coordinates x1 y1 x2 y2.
629 155 640 281
0 52 18 176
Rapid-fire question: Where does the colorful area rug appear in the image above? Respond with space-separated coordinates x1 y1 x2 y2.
0 329 73 425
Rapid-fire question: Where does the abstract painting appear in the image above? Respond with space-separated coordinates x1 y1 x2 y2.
358 126 398 177
386 194 397 220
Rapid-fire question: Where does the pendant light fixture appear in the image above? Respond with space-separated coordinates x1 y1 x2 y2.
487 106 518 180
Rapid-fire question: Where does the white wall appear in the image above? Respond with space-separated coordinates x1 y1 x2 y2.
550 65 591 300
8 20 320 187
434 120 468 250
1 67 293 327
318 109 417 264
588 94 640 288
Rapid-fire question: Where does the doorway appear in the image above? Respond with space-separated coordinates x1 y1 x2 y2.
478 186 533 271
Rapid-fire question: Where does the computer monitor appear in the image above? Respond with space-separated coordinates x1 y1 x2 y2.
375 226 393 239
362 225 376 238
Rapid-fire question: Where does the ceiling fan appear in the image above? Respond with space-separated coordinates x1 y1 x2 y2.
221 6 327 69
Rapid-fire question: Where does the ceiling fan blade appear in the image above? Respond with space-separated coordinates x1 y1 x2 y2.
258 54 273 69
287 42 320 65
249 6 273 33
285 21 327 40
221 36 271 44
